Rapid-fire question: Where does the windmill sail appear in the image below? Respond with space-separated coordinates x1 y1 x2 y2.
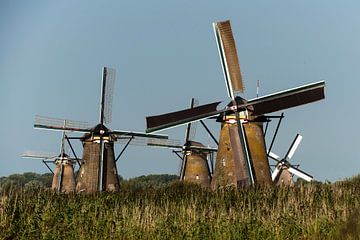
269 134 313 184
145 138 183 148
235 112 255 184
146 81 325 134
22 151 57 160
185 98 199 143
287 166 313 182
146 101 222 133
246 81 325 116
34 115 91 132
285 134 302 160
111 130 168 139
213 20 244 99
99 67 116 125
22 133 77 193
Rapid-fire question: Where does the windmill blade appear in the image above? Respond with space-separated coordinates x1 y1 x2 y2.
68 157 81 163
111 130 168 140
179 153 187 180
287 165 313 182
235 112 255 184
213 20 244 100
58 156 80 162
268 151 282 162
177 155 184 177
185 98 199 142
115 136 149 146
34 115 91 132
115 136 147 146
115 135 179 147
188 120 198 141
146 138 183 149
189 99 199 141
57 164 64 193
99 137 105 192
285 134 303 161
271 164 282 181
146 101 223 133
146 139 217 153
246 80 325 116
184 99 195 143
187 145 218 152
99 67 116 125
22 150 57 160
60 130 67 158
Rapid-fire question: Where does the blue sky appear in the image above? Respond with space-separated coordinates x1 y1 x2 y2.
0 1 359 182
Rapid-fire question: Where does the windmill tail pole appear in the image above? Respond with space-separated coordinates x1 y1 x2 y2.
267 113 284 155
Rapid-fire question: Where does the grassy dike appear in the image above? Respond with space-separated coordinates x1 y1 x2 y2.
1 178 360 239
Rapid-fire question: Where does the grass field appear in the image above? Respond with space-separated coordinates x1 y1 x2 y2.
1 177 360 239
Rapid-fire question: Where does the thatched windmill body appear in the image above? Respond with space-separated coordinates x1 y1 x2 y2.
269 134 313 186
35 67 168 193
148 98 217 188
146 20 325 188
23 120 83 192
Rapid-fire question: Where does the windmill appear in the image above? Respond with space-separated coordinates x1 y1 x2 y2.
145 20 325 188
23 119 85 192
147 98 217 188
269 134 313 186
34 67 168 193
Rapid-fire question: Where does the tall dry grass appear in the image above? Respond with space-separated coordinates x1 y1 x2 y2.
1 178 360 239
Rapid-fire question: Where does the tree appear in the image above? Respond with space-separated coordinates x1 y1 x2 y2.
0 172 52 191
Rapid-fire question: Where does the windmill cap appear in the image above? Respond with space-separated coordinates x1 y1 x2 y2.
82 123 112 139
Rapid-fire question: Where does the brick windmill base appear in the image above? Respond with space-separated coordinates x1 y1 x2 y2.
76 140 120 193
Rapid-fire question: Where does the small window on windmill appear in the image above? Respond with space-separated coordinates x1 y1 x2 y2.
222 159 226 166
196 175 199 180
